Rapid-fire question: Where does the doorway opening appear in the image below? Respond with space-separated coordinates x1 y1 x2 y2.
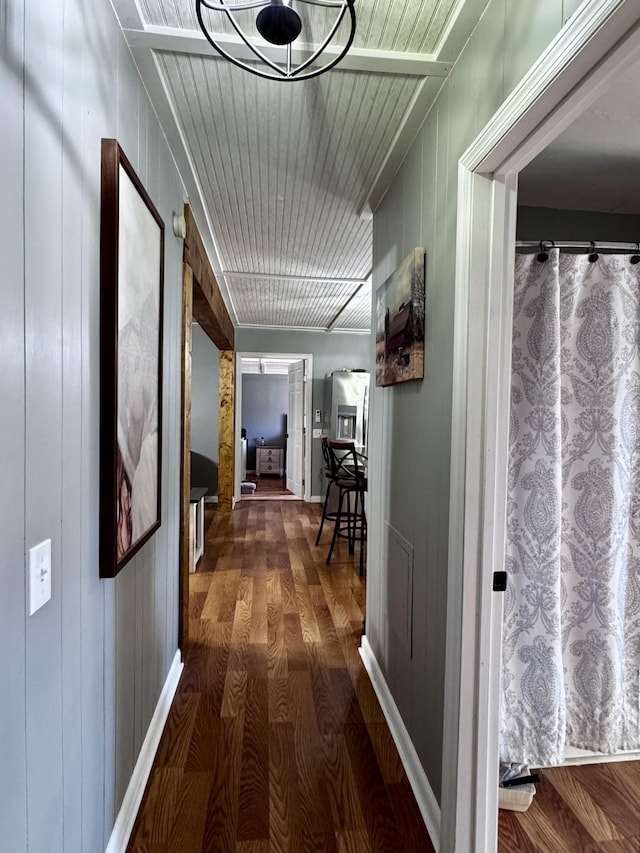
234 352 313 505
441 3 640 851
496 38 640 853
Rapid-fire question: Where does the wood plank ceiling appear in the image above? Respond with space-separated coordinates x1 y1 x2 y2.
115 0 486 332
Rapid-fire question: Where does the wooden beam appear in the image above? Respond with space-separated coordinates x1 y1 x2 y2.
184 205 234 351
218 351 235 511
179 263 193 649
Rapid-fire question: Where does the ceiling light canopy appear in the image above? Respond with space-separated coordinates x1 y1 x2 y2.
195 0 356 81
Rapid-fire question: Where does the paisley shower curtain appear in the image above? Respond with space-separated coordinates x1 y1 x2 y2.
500 247 640 767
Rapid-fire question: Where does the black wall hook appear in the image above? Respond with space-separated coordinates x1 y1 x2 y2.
631 243 640 265
588 242 599 263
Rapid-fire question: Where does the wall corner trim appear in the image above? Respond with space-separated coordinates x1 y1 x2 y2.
359 635 441 846
105 650 184 853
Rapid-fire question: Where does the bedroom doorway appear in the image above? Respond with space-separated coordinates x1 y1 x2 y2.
234 353 313 504
441 3 640 851
495 26 640 851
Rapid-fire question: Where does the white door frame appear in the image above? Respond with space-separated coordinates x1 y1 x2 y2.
286 360 305 498
441 3 640 851
234 352 313 504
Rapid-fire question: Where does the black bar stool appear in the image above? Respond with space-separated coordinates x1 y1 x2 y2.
325 439 367 575
315 436 340 545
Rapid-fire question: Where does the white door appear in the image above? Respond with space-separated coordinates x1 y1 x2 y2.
286 360 305 498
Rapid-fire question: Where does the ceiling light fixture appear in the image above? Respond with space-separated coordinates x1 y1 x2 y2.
195 0 356 81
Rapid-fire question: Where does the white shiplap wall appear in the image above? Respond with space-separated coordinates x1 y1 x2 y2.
0 0 185 849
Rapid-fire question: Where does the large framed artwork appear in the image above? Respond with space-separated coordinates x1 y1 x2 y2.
99 138 164 578
375 247 426 387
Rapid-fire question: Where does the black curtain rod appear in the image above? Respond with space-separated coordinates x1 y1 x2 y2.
516 241 640 263
516 240 640 253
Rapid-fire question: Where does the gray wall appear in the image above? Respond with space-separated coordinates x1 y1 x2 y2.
191 324 220 496
369 0 582 808
235 328 370 496
0 0 184 849
517 206 640 240
242 374 288 470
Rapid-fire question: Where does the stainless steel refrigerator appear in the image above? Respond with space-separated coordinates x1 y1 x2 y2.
325 370 370 451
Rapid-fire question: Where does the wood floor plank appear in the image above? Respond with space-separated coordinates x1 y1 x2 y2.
236 841 269 852
308 642 341 736
184 711 239 774
130 501 431 852
280 567 298 615
336 829 373 853
343 723 406 852
128 768 182 850
290 547 322 643
236 570 253 604
237 676 269 841
329 667 366 729
268 677 290 724
387 782 436 853
351 671 386 725
220 669 247 719
265 566 283 604
498 809 541 853
570 763 640 839
499 760 640 851
163 772 213 853
599 841 640 851
287 669 336 842
228 599 252 672
192 616 232 651
314 603 348 669
189 590 208 621
268 722 303 853
196 712 244 848
283 612 309 672
545 765 625 842
321 733 368 834
513 771 608 853
178 643 211 694
350 583 366 613
366 723 407 785
267 601 288 680
153 691 200 769
249 574 268 645
200 568 240 620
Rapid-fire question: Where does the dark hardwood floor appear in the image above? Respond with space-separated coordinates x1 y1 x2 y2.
127 500 434 852
241 473 299 501
499 762 640 851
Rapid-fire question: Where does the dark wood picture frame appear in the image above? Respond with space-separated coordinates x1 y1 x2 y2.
99 138 165 578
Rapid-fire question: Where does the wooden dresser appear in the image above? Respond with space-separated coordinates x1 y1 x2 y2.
256 446 283 477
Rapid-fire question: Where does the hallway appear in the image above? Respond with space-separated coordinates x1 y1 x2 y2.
127 501 433 852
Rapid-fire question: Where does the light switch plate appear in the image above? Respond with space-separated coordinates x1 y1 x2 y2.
313 428 322 438
28 538 52 615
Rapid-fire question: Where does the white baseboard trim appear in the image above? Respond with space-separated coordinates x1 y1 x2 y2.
105 649 184 853
560 745 640 766
359 635 441 849
309 495 323 503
